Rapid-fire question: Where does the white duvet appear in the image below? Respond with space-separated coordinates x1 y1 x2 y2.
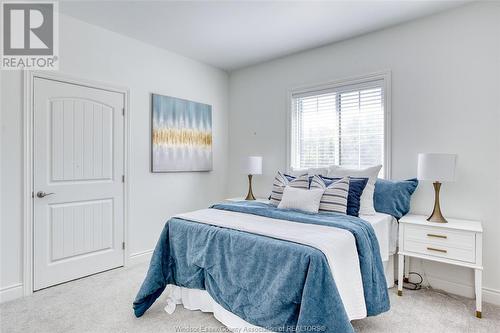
175 208 367 320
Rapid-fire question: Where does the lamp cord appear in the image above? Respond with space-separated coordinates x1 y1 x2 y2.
395 272 424 291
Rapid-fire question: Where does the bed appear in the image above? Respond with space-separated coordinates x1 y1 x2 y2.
133 200 392 333
362 212 399 288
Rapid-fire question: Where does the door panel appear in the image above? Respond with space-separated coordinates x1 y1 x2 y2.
49 199 114 261
50 99 114 181
34 77 124 290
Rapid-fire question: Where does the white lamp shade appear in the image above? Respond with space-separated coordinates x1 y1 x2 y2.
417 153 457 182
244 156 262 175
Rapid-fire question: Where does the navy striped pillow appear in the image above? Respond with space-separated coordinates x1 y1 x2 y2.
320 176 368 217
269 172 309 206
310 175 349 214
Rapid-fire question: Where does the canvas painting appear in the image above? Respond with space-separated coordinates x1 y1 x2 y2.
152 94 212 172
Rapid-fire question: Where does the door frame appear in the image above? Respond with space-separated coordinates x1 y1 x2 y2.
23 70 130 296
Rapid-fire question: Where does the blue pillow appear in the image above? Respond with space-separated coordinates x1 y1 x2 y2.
374 178 418 219
320 176 368 217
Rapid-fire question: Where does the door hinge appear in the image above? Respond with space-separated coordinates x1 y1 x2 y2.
31 191 34 198
122 108 125 116
122 242 125 250
122 175 125 183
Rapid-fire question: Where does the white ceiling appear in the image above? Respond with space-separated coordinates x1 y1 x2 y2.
60 1 470 71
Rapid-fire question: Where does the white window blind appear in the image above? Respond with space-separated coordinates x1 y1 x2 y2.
291 79 386 176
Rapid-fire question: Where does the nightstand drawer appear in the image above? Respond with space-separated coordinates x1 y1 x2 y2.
403 239 475 263
404 225 475 250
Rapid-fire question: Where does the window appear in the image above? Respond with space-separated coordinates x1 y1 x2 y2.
289 74 390 177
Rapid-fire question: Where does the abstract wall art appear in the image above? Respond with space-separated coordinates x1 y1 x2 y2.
151 94 213 172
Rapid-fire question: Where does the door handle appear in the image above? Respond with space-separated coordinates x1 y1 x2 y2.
36 191 54 198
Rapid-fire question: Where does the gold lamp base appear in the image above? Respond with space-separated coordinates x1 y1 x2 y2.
245 174 256 200
427 181 448 223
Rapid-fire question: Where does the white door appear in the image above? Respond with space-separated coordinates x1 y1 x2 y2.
33 77 125 290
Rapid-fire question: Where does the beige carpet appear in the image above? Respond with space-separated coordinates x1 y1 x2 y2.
1 261 499 333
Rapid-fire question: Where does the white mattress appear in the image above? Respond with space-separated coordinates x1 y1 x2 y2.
359 212 398 262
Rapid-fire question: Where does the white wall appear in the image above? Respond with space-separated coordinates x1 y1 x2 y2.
0 14 229 301
228 2 500 303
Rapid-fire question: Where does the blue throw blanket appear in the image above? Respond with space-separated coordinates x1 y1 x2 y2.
133 202 389 332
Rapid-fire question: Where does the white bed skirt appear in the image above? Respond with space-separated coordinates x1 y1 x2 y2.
164 255 395 331
384 254 395 288
164 284 271 332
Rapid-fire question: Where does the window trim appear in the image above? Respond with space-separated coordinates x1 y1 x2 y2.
285 71 392 178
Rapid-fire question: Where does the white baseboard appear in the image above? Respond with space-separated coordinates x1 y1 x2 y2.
483 287 500 305
425 274 500 305
0 249 154 304
0 283 23 304
128 249 154 266
0 250 153 304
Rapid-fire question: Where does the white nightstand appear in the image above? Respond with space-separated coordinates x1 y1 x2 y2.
224 197 269 203
397 214 483 318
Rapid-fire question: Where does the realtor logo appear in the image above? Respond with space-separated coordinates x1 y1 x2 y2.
1 1 58 69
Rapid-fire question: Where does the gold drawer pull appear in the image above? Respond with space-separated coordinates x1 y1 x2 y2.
427 247 447 253
427 233 447 239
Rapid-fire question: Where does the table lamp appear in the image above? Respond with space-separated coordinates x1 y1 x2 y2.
417 153 457 223
244 156 262 200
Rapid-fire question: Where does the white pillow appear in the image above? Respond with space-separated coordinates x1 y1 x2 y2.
277 186 324 213
287 167 329 177
327 165 382 215
308 167 329 177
